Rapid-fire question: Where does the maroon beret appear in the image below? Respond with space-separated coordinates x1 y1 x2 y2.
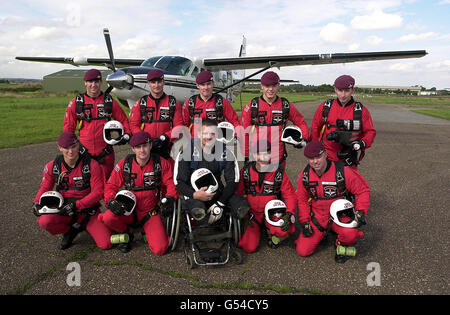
334 75 355 89
261 71 280 85
147 69 164 81
84 69 102 81
58 131 78 148
129 131 151 147
304 140 325 158
196 71 213 84
251 139 272 154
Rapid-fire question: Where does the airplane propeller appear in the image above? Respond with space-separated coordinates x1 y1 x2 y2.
102 28 147 95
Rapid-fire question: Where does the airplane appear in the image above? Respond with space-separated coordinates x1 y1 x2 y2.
16 28 427 109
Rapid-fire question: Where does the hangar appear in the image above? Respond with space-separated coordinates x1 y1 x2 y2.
43 69 111 93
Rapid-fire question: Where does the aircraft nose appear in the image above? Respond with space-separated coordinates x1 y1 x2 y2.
106 70 134 89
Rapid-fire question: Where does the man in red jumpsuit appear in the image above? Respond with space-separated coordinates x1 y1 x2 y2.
310 75 376 169
33 132 113 250
236 140 297 253
63 69 131 180
240 71 309 167
294 140 370 263
129 69 185 160
181 70 239 138
98 131 178 255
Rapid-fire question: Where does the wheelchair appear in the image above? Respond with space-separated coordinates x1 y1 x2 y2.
163 196 244 269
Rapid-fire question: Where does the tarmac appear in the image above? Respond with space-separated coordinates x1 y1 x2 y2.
0 100 449 296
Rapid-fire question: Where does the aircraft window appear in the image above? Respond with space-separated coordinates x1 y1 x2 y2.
141 56 163 67
191 66 199 78
154 56 193 76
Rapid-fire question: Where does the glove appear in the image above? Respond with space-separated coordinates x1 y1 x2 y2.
59 201 76 216
351 140 365 151
32 202 42 217
107 199 126 216
117 134 130 145
280 213 293 232
300 222 314 237
153 134 169 149
293 139 308 149
207 201 225 224
355 210 367 227
161 196 175 218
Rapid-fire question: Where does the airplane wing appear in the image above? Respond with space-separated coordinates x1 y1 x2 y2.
203 50 427 71
15 56 144 68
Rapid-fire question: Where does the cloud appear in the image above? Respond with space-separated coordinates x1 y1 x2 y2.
425 60 450 70
351 10 403 30
365 35 383 45
20 26 66 40
398 32 438 42
320 23 354 44
388 62 416 71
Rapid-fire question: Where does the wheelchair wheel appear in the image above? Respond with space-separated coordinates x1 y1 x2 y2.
231 246 244 265
163 198 181 252
232 217 242 246
185 250 197 269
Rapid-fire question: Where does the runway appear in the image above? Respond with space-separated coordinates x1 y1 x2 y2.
1 100 448 295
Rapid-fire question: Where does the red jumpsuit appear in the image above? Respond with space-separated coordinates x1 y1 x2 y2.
181 94 239 137
240 96 309 164
99 155 178 256
34 156 112 249
129 93 185 139
311 98 376 169
63 92 131 180
295 160 370 257
236 164 297 253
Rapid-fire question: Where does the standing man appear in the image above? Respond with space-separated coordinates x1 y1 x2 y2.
129 69 185 159
294 141 370 263
182 70 239 137
174 119 242 224
240 71 309 167
64 69 131 180
236 139 297 253
33 132 112 250
310 75 376 169
99 131 178 255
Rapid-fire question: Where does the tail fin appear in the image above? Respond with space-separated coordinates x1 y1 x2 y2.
227 36 247 102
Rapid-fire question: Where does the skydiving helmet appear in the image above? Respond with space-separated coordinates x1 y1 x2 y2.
191 168 219 193
114 190 137 216
329 199 358 228
264 199 288 227
217 122 235 144
281 125 304 146
39 191 64 214
103 120 125 145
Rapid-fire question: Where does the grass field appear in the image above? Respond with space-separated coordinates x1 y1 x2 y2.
1 85 449 149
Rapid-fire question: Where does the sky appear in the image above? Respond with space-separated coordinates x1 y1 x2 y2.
1 0 449 89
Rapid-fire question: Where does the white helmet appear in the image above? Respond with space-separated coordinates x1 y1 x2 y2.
103 120 124 145
39 191 64 214
191 168 219 193
217 122 235 144
264 199 287 227
330 199 358 228
281 126 303 146
114 190 136 216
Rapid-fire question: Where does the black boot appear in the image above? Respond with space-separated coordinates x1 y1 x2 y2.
59 227 79 250
119 231 134 253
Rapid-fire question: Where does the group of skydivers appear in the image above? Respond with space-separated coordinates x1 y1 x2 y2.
33 67 376 264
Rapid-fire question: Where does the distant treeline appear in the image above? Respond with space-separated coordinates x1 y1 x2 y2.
243 83 449 95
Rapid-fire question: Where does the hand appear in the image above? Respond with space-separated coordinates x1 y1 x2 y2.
280 213 294 231
161 196 175 218
355 210 367 227
107 199 126 216
59 201 76 216
293 139 308 149
300 222 314 237
153 134 169 149
193 187 216 202
351 140 365 151
32 202 42 217
207 201 225 224
117 134 130 145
